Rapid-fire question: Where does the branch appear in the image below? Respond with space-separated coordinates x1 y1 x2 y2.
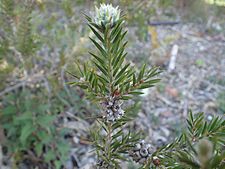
148 21 180 26
0 71 56 97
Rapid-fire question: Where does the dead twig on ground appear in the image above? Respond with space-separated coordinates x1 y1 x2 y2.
168 44 179 72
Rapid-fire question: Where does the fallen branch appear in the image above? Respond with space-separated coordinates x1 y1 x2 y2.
168 44 179 72
148 21 180 26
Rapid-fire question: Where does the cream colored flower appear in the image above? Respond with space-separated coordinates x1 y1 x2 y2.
94 4 121 27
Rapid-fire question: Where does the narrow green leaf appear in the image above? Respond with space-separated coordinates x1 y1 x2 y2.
132 73 136 86
147 66 161 78
120 95 132 100
124 82 130 92
122 78 132 87
186 119 193 129
93 61 108 76
37 115 55 127
112 153 127 161
97 74 109 84
110 19 123 39
89 70 94 82
14 112 33 122
78 84 88 89
209 116 219 132
89 52 105 65
144 79 161 85
112 47 124 66
89 37 107 57
83 63 87 75
128 91 144 95
114 73 127 86
65 70 79 79
113 27 122 43
35 143 43 157
138 64 146 81
112 129 123 140
66 81 78 85
120 30 127 41
91 77 97 89
201 121 207 135
20 123 35 144
75 61 84 76
100 21 106 31
89 22 102 31
113 51 127 69
88 24 104 43
82 12 92 22
138 84 154 89
113 52 128 77
104 24 109 45
115 63 130 80
189 110 194 123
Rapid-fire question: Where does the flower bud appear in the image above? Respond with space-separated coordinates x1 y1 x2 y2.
102 96 125 122
140 148 148 157
134 143 141 151
153 156 160 166
129 140 155 164
94 4 121 28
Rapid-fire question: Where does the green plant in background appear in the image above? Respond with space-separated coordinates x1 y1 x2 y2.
195 59 205 67
0 0 86 168
1 90 70 169
70 4 225 169
0 0 15 90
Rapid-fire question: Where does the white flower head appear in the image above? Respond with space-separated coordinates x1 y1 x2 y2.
94 3 121 27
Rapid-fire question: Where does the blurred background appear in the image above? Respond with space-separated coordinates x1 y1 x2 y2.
0 0 224 168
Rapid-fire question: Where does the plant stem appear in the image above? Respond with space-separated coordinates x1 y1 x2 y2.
104 122 112 166
108 123 112 153
104 26 114 94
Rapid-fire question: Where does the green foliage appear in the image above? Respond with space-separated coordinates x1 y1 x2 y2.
0 0 15 89
195 59 205 67
90 119 141 168
0 0 87 168
70 16 161 101
16 3 37 60
1 89 70 168
70 4 225 168
144 111 225 168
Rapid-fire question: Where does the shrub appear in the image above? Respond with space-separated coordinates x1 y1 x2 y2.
70 3 225 169
0 1 83 168
1 90 70 169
